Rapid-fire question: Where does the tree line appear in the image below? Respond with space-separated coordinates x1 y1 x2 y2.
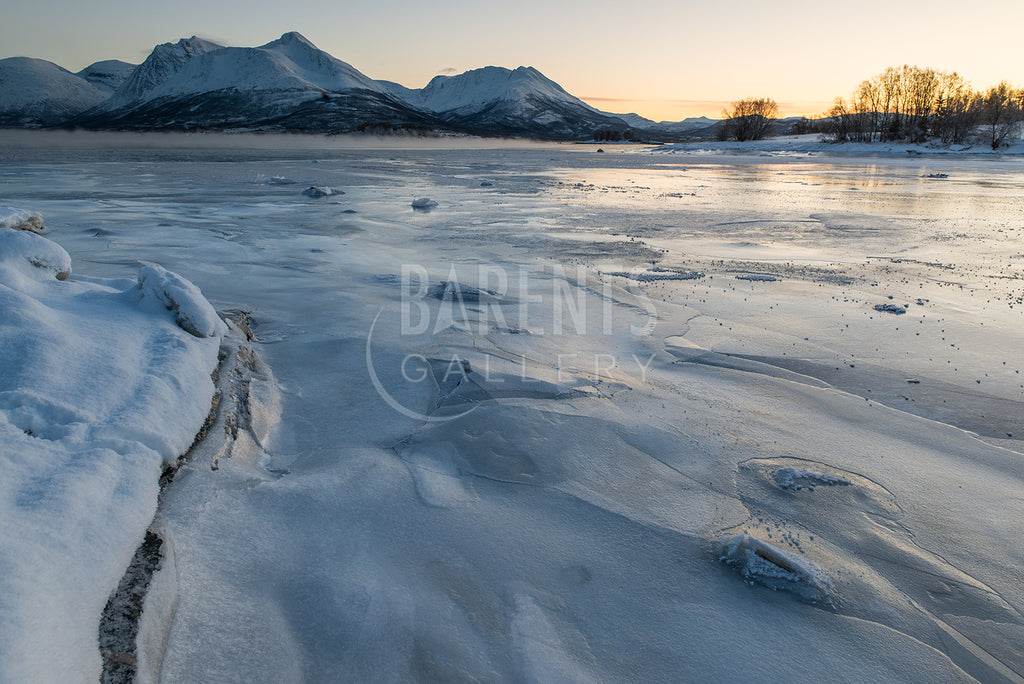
718 66 1024 149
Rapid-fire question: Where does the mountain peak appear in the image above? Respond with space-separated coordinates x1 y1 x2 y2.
260 31 319 54
0 57 107 125
412 64 580 115
104 35 222 107
279 31 316 48
174 36 223 54
76 60 136 95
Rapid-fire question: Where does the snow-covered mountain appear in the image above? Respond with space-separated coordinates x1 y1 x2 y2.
657 116 718 132
382 66 631 138
103 36 222 109
76 60 136 95
74 32 440 133
2 31 720 139
0 57 107 126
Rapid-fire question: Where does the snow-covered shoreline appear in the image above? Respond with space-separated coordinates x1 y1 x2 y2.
651 132 1024 157
0 224 223 681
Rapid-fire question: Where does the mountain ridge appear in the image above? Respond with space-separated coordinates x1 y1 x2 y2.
1 32 710 140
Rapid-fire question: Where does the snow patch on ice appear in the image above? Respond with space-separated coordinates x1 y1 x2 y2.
0 206 45 233
136 264 226 338
718 533 833 604
0 227 71 279
0 232 223 682
772 467 851 491
300 185 336 197
412 197 439 210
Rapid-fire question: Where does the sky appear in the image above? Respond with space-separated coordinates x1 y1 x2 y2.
2 0 1022 121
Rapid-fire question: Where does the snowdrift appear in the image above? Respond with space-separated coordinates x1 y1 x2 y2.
0 226 224 681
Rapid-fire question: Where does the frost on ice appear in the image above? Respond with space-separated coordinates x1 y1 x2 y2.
0 227 223 682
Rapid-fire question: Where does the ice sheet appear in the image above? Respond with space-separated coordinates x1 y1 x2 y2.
1 131 1022 682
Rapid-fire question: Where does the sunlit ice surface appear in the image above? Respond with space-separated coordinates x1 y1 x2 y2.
2 130 1023 682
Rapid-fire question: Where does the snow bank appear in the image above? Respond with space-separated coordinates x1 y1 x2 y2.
0 227 71 280
137 264 226 338
0 206 45 233
0 230 223 682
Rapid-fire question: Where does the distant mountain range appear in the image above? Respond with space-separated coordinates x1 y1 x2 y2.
0 32 719 140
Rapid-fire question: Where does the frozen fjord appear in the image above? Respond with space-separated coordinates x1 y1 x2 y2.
2 133 1023 682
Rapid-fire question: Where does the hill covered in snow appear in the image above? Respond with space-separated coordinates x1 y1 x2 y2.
0 57 109 126
0 32 711 140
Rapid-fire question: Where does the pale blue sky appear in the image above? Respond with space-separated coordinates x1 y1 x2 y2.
2 0 1022 120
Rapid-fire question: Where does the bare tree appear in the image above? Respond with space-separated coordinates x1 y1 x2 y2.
721 98 778 141
934 72 977 144
981 81 1023 149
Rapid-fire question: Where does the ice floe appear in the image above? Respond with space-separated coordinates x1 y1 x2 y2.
411 197 439 209
300 185 336 197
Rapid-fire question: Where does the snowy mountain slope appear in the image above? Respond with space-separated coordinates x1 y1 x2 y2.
383 65 632 139
101 36 222 109
76 60 136 95
0 57 107 126
413 66 588 115
612 112 658 129
73 32 446 133
3 30 716 139
108 32 385 105
659 116 717 131
76 87 445 134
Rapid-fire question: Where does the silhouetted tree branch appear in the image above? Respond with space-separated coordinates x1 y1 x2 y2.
721 98 778 141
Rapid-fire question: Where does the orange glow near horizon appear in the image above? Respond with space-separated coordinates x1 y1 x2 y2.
578 97 836 122
1 0 1022 123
